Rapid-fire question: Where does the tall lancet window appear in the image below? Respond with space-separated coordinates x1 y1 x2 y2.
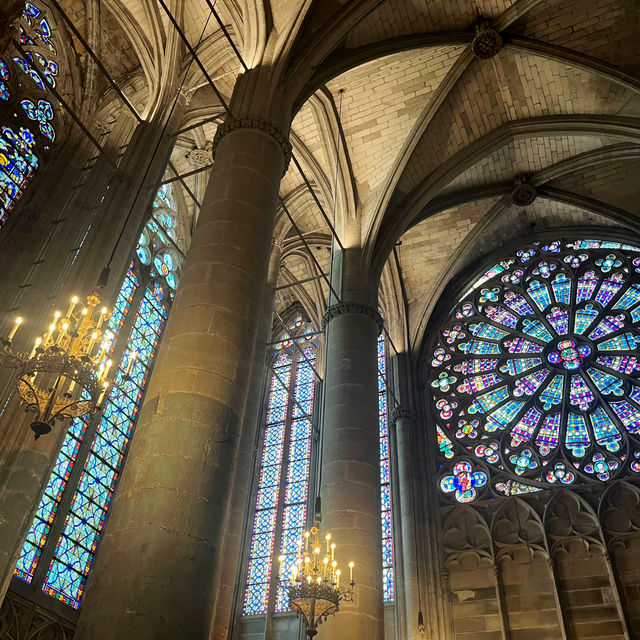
14 187 183 610
0 2 60 228
243 316 318 616
378 335 394 602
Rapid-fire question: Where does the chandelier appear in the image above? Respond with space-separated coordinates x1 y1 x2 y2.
280 514 356 638
0 292 117 439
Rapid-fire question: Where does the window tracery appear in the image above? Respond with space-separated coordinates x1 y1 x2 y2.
14 189 182 610
429 239 640 502
242 317 317 616
0 2 59 228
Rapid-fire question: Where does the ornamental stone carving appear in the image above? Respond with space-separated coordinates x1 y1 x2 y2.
390 407 417 425
321 302 384 334
212 115 292 174
511 175 538 206
189 142 213 168
471 18 502 60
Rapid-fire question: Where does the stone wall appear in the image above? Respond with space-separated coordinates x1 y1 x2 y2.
439 482 640 639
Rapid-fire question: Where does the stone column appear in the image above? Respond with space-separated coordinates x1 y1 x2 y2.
209 239 283 639
74 115 291 640
320 297 384 640
391 406 421 640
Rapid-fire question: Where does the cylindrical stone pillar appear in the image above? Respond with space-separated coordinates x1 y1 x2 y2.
391 406 421 640
320 302 384 640
74 115 291 640
209 239 283 639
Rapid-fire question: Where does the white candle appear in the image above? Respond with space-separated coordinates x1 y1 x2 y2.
96 307 107 329
29 337 42 358
348 561 354 583
102 359 113 381
66 296 78 318
7 316 22 341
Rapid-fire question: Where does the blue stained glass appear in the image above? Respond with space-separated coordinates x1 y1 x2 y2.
539 375 564 410
535 413 561 455
455 359 498 374
566 413 591 457
527 280 552 311
576 271 599 303
521 319 553 342
377 336 394 602
504 338 543 354
469 386 509 414
551 273 571 304
569 375 595 410
15 260 139 585
457 373 502 394
574 304 598 335
611 401 640 435
598 333 637 351
484 306 518 328
468 323 508 340
21 99 55 141
596 274 625 307
509 407 541 447
546 306 569 335
499 358 542 375
589 406 622 452
0 125 40 227
613 283 640 310
42 282 168 609
596 355 639 375
458 340 501 355
587 368 625 396
589 314 626 340
514 369 549 397
503 291 535 316
485 400 525 432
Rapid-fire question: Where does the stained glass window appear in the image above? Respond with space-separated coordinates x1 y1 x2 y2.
0 3 59 228
14 189 182 609
378 335 394 602
243 318 317 616
430 238 640 502
137 185 180 291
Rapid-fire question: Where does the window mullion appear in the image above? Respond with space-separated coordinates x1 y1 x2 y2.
28 275 146 593
266 352 297 616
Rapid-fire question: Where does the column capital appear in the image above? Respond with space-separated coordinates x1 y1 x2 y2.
390 407 417 425
321 302 384 334
212 115 292 174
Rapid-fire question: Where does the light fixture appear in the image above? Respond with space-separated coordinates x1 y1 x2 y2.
280 504 355 638
0 292 116 439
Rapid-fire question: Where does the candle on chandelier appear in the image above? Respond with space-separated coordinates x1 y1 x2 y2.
325 533 331 553
66 296 78 319
7 316 22 341
97 382 109 405
322 556 329 579
102 359 113 381
125 351 137 376
29 337 42 358
96 307 107 329
348 561 354 583
44 320 56 344
336 569 341 588
330 542 336 562
87 331 99 355
57 322 69 345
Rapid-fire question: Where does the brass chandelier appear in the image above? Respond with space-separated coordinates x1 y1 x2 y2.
280 512 356 638
0 292 116 439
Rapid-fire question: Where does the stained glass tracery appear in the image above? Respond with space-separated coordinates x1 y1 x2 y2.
378 335 394 602
243 318 317 616
430 239 640 502
15 188 183 609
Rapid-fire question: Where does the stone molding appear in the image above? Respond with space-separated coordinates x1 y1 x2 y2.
390 407 417 425
212 115 292 174
321 302 384 334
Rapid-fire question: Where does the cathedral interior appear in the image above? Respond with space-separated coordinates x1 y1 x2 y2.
0 1 639 639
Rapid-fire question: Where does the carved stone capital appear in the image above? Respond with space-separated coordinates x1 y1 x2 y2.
390 407 417 425
321 302 384 334
511 175 537 206
472 17 502 60
212 115 292 174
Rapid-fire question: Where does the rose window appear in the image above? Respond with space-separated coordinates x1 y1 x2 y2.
429 239 640 502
